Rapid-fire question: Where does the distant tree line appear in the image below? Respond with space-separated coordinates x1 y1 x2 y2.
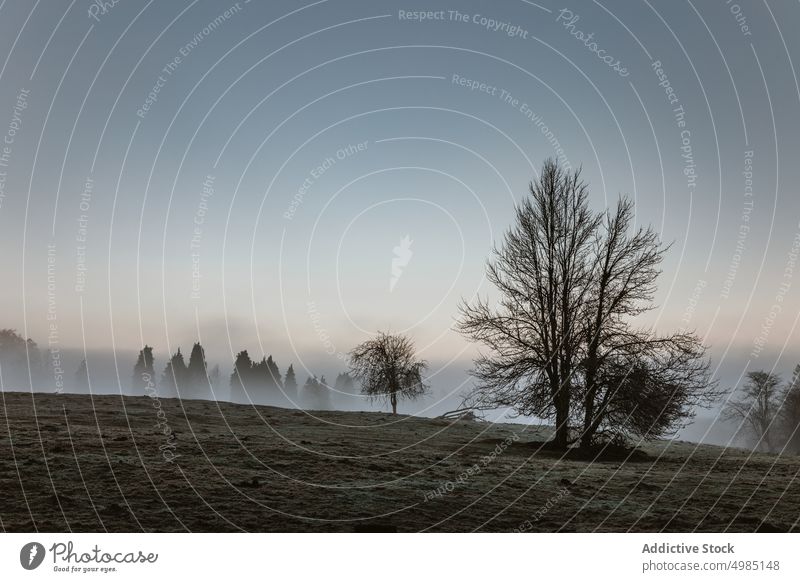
128 336 425 414
0 329 370 412
128 343 360 410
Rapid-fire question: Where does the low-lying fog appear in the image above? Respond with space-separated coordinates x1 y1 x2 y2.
0 345 759 448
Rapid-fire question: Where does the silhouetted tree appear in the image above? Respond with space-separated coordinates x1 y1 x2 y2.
160 348 187 398
74 359 89 392
334 372 356 394
244 354 283 404
253 357 267 384
0 329 43 390
132 345 155 392
251 357 267 403
458 161 596 447
348 332 429 415
332 371 359 409
457 159 717 449
230 350 253 402
264 355 286 405
208 364 221 398
252 355 281 387
266 355 281 391
284 364 298 401
187 342 207 380
186 342 209 398
302 375 331 410
724 370 782 452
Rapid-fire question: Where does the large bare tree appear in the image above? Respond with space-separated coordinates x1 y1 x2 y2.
348 332 429 414
457 160 598 448
458 159 717 449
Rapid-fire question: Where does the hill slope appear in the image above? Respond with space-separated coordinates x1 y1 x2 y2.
1 392 797 532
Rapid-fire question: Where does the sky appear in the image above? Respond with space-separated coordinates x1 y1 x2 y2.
1 0 799 434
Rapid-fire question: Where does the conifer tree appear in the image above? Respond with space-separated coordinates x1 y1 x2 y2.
132 346 155 392
230 350 253 402
284 364 298 399
160 348 187 398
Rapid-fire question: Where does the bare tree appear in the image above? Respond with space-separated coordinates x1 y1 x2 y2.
348 332 429 414
458 159 717 449
778 365 800 453
576 198 716 446
458 160 597 448
579 332 715 445
724 371 782 452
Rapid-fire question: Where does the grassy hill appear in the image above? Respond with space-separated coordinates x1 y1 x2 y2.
1 391 797 532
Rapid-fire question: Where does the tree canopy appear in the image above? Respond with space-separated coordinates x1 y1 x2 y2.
348 332 429 415
458 159 718 448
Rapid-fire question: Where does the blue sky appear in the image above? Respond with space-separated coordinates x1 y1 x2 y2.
1 1 799 421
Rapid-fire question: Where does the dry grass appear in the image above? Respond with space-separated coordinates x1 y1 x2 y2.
1 391 798 532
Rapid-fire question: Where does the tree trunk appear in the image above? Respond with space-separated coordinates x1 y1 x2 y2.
553 384 570 450
580 417 593 449
391 392 397 415
581 365 597 449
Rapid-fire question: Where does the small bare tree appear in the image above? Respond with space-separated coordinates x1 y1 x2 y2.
724 371 783 452
348 332 429 414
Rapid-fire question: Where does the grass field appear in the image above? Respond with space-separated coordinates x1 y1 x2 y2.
1 391 798 532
